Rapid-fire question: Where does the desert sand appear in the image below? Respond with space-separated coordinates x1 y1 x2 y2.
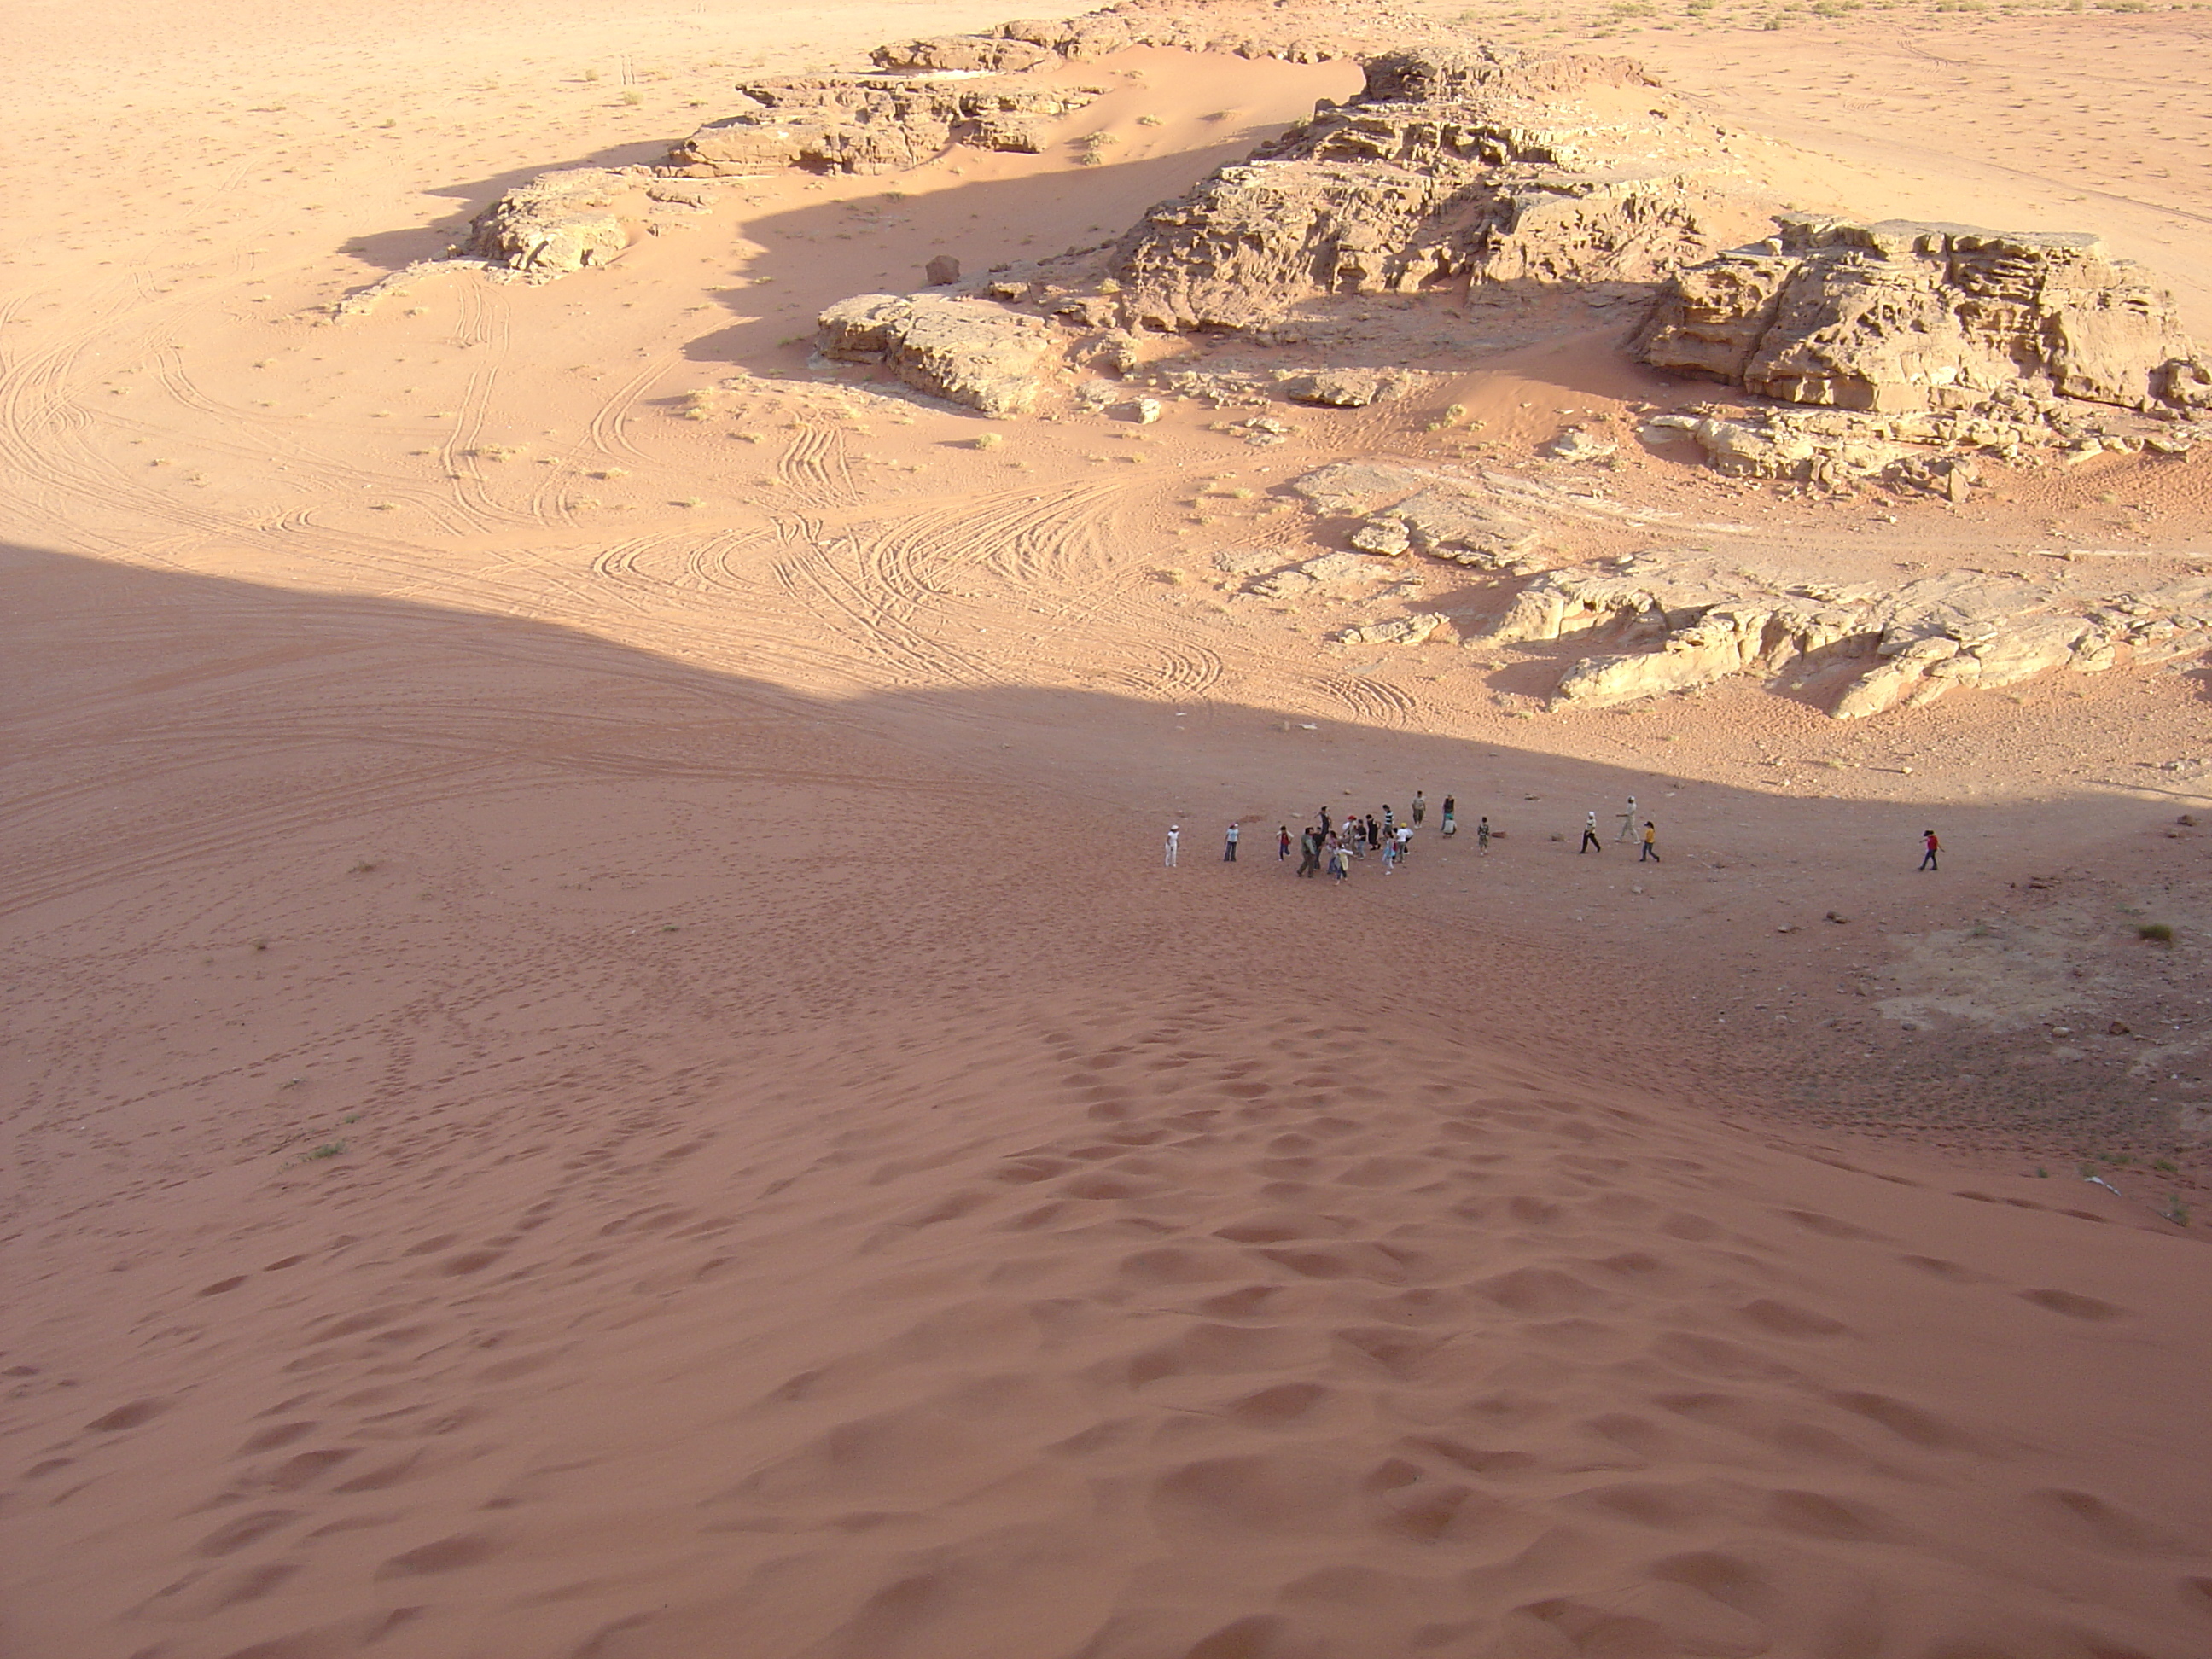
3 1 2211 1656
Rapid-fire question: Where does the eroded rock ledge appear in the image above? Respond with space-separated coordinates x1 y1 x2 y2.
1493 559 2212 719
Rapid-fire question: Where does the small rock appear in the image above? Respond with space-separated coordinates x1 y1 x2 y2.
1549 427 1617 463
2109 1021 2133 1036
2180 814 2199 827
925 254 963 287
1825 911 1849 924
2051 1027 2073 1039
1777 924 1799 934
1130 398 1163 425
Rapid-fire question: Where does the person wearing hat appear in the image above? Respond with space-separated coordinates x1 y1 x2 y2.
1580 811 1602 853
1223 821 1240 862
1918 828 1940 871
1164 824 1179 867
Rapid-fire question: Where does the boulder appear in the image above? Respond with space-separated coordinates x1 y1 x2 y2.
1280 368 1414 407
1639 218 2204 414
816 294 1055 416
466 169 631 274
1549 427 1616 463
925 254 963 287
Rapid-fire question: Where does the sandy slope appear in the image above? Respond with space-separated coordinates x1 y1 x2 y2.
4 1 2212 1655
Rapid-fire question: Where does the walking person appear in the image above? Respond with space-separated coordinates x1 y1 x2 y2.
1395 824 1412 864
1382 805 1395 836
1639 820 1660 862
1918 828 1941 871
1615 795 1638 842
1441 795 1457 836
1476 815 1491 855
1328 837 1349 882
1580 811 1602 854
1278 824 1292 861
1382 833 1398 874
1224 821 1240 862
1295 827 1322 878
1411 790 1427 828
1164 824 1179 868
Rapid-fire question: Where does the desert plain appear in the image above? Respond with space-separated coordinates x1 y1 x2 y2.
3 0 2212 1655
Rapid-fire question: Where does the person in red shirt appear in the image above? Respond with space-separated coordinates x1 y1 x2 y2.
1919 829 1941 871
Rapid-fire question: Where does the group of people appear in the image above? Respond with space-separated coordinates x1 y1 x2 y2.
1166 789 1501 881
1289 806 1422 882
1165 793 1946 876
1575 795 1662 861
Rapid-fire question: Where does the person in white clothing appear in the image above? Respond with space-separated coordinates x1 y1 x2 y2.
1164 824 1179 867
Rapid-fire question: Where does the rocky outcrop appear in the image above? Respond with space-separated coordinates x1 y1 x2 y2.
1467 555 2212 717
1109 46 1770 331
1287 456 1686 570
886 6 1353 67
1641 390 2208 492
669 73 1100 176
467 170 632 274
870 35 1061 73
1280 367 1417 407
1341 612 1452 646
1638 217 2210 414
1243 550 1398 602
817 293 1056 416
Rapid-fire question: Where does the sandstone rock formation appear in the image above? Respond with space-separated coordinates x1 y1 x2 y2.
467 169 632 274
1288 456 1687 569
817 293 1056 416
1280 367 1417 407
1238 549 1398 602
668 73 1100 177
1340 611 1452 646
1638 217 2211 415
1107 46 1771 331
1467 555 2212 717
1641 391 2206 492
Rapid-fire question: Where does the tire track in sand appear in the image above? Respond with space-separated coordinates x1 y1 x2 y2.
769 515 1004 690
588 351 683 467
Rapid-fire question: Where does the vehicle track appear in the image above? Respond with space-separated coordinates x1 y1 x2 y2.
439 285 533 532
769 514 1004 690
588 350 681 466
775 423 862 509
